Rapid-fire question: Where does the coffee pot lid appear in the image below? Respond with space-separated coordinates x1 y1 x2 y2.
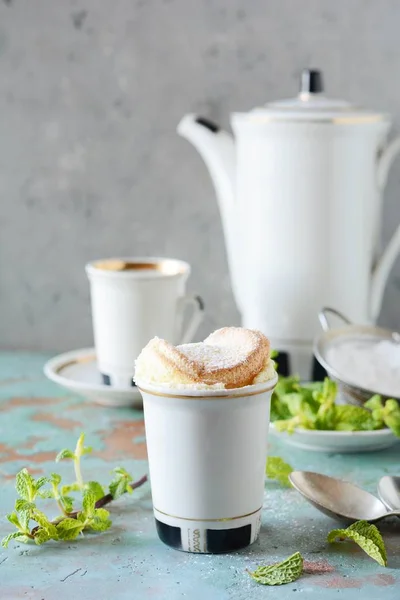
247 69 387 123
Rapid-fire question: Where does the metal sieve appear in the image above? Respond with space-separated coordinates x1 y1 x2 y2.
313 307 400 406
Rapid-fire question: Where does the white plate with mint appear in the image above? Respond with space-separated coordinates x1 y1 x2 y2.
269 377 400 453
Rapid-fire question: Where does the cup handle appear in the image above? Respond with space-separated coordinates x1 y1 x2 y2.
176 295 205 344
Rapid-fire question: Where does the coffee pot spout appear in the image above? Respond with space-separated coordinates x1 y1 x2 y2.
177 114 241 306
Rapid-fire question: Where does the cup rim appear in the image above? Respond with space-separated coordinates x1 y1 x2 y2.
85 257 191 279
136 374 278 399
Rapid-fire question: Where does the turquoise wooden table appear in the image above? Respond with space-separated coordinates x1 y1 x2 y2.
0 352 399 600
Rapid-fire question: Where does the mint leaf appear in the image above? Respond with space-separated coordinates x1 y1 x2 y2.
365 395 385 428
31 509 51 529
89 508 112 532
34 529 52 545
31 509 58 538
8 508 31 532
15 469 34 501
113 467 132 477
266 456 293 486
249 552 303 585
109 467 133 499
7 512 21 529
61 495 74 514
61 482 81 495
56 449 75 462
284 392 320 420
314 379 338 430
270 395 291 422
34 477 49 491
274 376 300 397
327 520 387 567
75 433 92 457
15 471 49 503
274 416 302 434
37 489 54 499
50 473 62 486
109 478 127 500
271 377 300 421
334 405 376 431
364 395 384 412
85 481 104 501
18 510 31 532
56 518 84 541
1 532 28 548
82 489 96 517
313 378 337 404
15 499 34 513
382 399 400 437
75 433 85 453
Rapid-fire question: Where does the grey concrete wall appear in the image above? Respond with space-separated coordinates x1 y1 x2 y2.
1 0 400 351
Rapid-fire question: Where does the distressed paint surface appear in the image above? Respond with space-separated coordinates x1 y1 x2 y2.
0 352 399 600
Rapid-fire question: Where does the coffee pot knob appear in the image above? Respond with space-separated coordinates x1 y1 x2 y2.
300 69 324 94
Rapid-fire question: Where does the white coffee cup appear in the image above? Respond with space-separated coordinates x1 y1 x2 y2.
85 257 204 388
137 377 278 553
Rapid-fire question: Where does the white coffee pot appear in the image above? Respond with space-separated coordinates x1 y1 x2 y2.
178 69 400 378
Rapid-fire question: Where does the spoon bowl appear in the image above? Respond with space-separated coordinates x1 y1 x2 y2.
378 475 400 511
289 471 400 523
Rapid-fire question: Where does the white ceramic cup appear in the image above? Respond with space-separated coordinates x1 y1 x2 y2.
86 257 204 388
137 377 278 553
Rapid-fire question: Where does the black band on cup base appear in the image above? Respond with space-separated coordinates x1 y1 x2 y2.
101 373 136 387
155 518 252 554
155 519 182 550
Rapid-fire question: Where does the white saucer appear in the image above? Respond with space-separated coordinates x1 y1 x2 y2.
270 423 399 453
44 348 142 408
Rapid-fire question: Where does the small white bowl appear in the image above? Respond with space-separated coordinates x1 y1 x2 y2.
270 423 399 453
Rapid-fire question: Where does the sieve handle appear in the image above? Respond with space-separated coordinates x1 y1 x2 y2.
318 307 352 332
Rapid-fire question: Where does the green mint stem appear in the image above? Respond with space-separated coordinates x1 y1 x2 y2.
53 486 68 516
74 458 84 489
56 498 68 516
30 474 148 536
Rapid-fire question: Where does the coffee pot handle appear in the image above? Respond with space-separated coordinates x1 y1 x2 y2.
370 137 400 321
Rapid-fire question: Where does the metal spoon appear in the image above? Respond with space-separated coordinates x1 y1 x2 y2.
378 475 400 511
289 471 400 524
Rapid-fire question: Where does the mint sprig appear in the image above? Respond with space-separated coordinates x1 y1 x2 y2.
109 467 134 499
2 433 147 548
56 432 93 489
271 376 400 436
15 469 48 503
365 395 400 437
248 552 303 585
327 520 387 567
266 456 293 487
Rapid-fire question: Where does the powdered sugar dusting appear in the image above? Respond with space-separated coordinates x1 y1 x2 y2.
178 342 249 372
